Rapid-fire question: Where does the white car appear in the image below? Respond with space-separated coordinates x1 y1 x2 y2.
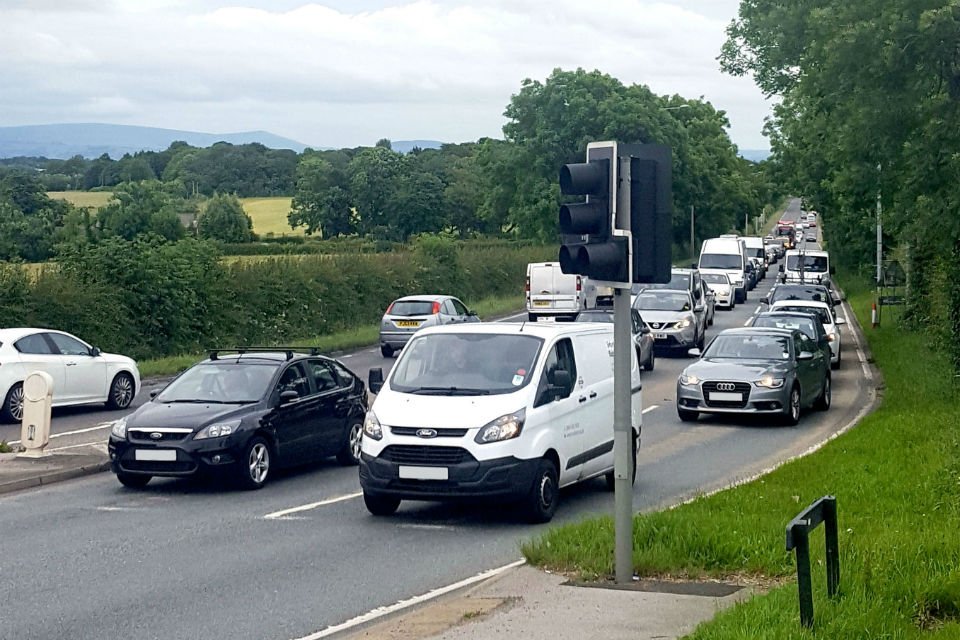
0 328 141 422
702 273 734 309
769 301 845 369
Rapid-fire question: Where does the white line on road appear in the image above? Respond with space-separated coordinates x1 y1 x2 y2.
755 305 762 314
8 421 113 446
843 298 872 380
743 318 753 326
263 491 362 520
48 442 108 453
642 405 659 414
289 559 526 640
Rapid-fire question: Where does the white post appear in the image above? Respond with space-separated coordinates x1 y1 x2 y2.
613 286 633 583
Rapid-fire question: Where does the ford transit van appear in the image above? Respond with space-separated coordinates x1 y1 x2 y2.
699 237 748 303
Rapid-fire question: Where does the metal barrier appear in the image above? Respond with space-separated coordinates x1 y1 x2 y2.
785 495 839 627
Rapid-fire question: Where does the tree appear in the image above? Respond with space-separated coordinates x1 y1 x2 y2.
96 181 185 242
198 193 253 243
289 156 355 236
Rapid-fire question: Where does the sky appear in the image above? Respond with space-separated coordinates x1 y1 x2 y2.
0 0 774 150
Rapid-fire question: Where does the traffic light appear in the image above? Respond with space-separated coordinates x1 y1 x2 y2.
558 142 628 282
627 144 672 284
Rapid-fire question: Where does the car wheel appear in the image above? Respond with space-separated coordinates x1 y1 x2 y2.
605 433 638 491
1 382 24 424
831 349 841 370
336 420 363 465
815 376 831 411
116 472 151 488
380 344 393 358
527 313 538 322
363 490 401 516
524 459 559 523
678 407 698 422
644 351 655 372
106 373 135 410
696 331 705 352
783 385 801 426
236 436 271 490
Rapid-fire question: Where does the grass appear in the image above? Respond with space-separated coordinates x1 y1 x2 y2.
138 294 526 378
48 191 114 209
521 277 960 638
237 197 300 237
0 440 13 454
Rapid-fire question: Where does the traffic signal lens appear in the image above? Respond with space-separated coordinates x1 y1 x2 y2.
560 161 607 196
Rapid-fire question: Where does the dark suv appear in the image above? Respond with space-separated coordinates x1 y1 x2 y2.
108 348 367 490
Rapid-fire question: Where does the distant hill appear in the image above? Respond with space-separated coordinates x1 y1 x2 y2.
739 149 772 163
0 123 312 159
391 140 444 154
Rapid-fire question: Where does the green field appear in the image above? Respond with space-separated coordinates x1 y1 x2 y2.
48 190 114 208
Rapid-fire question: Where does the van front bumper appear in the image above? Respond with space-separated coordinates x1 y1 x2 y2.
359 452 538 501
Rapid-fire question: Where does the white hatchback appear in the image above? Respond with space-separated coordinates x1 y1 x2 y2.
0 328 141 422
769 301 845 369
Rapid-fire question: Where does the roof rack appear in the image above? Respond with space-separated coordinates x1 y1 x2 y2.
208 347 321 361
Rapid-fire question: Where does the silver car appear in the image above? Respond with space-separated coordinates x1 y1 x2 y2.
632 290 704 354
378 295 479 357
676 327 830 425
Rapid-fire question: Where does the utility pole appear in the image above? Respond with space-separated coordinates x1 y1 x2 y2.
745 211 749 235
690 205 695 263
876 163 883 325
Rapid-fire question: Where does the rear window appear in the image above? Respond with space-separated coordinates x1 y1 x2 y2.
645 273 691 291
699 254 742 270
774 305 831 325
388 301 436 317
753 316 816 340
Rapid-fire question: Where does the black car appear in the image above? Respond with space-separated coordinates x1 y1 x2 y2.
749 311 832 364
108 348 368 489
764 283 837 310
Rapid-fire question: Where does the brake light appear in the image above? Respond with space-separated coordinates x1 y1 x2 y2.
386 302 394 314
525 277 530 293
432 302 441 314
576 276 582 292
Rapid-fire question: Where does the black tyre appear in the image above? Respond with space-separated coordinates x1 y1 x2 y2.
336 420 363 465
605 434 638 491
815 376 831 411
380 344 393 358
106 373 135 410
783 385 801 426
523 459 559 523
1 382 24 424
364 490 401 516
678 407 698 422
527 313 537 322
831 349 841 370
116 472 151 488
644 351 655 372
236 436 271 490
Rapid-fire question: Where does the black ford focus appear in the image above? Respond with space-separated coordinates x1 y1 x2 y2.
108 348 367 489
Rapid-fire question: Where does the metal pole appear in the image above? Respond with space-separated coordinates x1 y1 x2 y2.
690 205 695 263
613 286 633 584
795 532 814 627
876 164 883 289
745 211 749 235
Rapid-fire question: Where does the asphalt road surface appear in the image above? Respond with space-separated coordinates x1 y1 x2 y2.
0 202 873 640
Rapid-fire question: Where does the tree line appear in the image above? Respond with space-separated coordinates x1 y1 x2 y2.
721 0 960 369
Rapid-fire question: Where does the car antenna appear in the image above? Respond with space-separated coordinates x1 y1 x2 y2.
519 316 527 332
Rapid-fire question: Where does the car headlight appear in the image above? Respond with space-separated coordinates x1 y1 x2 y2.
194 419 240 440
475 409 525 444
674 317 692 329
754 376 785 388
827 332 837 342
363 411 382 440
111 417 127 439
679 374 700 386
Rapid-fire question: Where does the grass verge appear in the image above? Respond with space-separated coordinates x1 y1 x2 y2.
139 294 526 378
521 278 960 638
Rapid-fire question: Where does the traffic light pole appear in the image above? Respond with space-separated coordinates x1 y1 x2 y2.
613 285 633 584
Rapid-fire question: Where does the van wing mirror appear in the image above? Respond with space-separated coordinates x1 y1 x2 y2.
89 346 101 357
368 368 384 394
552 369 572 391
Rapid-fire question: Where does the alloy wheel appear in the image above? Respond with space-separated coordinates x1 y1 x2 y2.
113 376 134 408
791 388 801 422
349 423 363 461
9 385 24 422
248 442 270 484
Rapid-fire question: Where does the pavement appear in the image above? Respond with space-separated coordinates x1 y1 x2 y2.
0 444 109 495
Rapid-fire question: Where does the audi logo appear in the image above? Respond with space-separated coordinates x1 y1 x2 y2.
716 383 737 391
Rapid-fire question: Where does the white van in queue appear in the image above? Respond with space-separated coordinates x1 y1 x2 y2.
781 249 833 287
360 322 642 522
525 262 612 321
699 237 748 304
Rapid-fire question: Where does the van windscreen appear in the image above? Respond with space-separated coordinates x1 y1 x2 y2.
699 254 742 270
786 255 828 273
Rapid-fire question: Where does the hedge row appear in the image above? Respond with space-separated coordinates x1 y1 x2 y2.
216 236 544 257
0 235 554 361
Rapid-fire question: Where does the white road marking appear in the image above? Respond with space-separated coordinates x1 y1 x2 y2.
755 305 762 314
842 299 872 380
96 506 141 512
743 318 753 326
641 405 659 414
263 491 362 520
48 442 108 453
7 421 113 447
289 559 526 640
341 354 353 358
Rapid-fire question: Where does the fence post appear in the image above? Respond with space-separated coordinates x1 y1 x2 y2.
786 495 839 628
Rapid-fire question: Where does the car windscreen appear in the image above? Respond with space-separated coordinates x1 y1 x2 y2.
645 274 691 291
699 253 742 269
747 247 765 258
157 362 280 403
704 334 792 361
702 273 729 285
786 255 828 273
774 305 832 326
575 312 613 323
632 291 690 312
388 301 436 317
776 227 793 236
390 333 543 395
769 286 829 305
753 316 816 340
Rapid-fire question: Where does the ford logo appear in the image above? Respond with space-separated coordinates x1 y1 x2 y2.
416 428 438 438
717 383 736 391
149 432 163 440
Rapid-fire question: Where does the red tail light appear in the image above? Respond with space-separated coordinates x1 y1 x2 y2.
576 276 582 292
432 301 441 314
525 277 530 293
386 302 395 314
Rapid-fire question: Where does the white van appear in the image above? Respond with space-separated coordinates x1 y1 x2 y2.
781 249 832 286
526 262 584 321
742 236 767 279
699 237 747 304
360 322 643 522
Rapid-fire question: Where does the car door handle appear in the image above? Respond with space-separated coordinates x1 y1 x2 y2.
66 361 77 366
589 391 598 399
579 396 587 403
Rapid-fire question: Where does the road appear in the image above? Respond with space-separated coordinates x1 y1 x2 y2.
0 200 873 640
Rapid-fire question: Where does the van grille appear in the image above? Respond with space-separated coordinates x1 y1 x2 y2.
380 445 473 466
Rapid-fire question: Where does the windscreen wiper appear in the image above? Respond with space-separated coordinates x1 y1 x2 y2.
164 398 229 404
410 386 491 396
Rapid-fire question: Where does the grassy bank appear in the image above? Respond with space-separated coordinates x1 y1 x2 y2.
521 279 960 637
139 294 526 378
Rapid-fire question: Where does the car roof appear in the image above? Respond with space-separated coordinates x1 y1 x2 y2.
392 294 449 303
198 350 337 366
771 299 831 310
415 321 611 340
717 327 796 338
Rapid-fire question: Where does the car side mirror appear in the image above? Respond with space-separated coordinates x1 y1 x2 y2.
150 390 159 400
687 348 702 358
690 263 697 269
279 389 300 405
89 346 101 357
368 368 384 394
762 295 770 304
779 264 785 272
835 317 847 325
829 266 836 275
467 310 478 316
797 351 814 361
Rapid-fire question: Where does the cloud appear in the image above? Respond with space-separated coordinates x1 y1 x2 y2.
0 1 772 149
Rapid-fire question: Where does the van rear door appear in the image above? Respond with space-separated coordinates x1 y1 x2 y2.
528 264 580 314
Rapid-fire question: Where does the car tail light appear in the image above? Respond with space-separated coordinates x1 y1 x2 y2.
828 332 837 342
386 302 395 314
525 277 530 293
576 276 582 292
432 302 441 314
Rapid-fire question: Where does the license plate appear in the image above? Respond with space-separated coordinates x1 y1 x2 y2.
396 321 421 328
533 301 550 307
398 466 449 480
709 392 742 402
655 333 668 340
135 449 177 462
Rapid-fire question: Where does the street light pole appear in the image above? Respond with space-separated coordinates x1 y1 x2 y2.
690 205 695 263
